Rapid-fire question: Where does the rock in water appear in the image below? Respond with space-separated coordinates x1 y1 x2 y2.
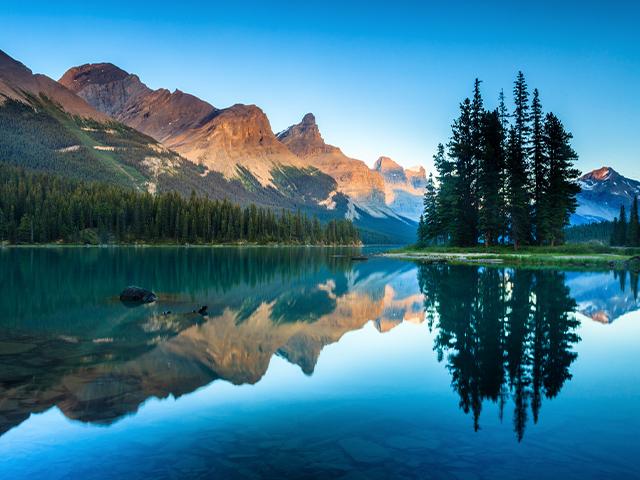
120 286 157 304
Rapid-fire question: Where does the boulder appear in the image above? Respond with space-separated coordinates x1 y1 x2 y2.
120 286 157 304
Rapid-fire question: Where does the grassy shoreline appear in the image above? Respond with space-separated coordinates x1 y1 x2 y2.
384 245 640 270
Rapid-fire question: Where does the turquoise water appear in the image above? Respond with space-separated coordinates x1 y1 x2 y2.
0 247 639 479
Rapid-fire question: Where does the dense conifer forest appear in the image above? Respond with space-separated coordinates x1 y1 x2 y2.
418 73 580 248
564 197 640 246
0 163 360 245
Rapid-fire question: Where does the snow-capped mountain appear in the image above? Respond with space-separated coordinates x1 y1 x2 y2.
572 167 640 225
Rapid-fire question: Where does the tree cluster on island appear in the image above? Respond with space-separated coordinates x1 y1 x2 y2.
418 73 581 249
0 164 360 245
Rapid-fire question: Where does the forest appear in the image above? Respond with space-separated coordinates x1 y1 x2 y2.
418 73 580 249
0 163 360 245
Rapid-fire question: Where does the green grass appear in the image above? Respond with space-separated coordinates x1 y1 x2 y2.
386 244 640 270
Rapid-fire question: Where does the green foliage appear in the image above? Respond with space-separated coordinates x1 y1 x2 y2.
565 221 613 245
0 163 360 245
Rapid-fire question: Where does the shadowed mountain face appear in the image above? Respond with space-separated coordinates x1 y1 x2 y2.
572 166 640 225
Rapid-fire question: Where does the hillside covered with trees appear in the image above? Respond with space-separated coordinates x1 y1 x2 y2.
418 73 580 248
0 163 360 245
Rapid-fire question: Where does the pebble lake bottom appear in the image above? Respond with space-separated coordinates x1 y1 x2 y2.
0 246 638 479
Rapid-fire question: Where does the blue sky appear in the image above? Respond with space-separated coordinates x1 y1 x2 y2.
1 1 638 176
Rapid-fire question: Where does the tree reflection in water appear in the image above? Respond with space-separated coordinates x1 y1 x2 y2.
418 264 580 440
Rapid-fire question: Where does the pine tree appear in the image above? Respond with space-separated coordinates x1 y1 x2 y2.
433 143 456 244
506 126 531 249
478 110 506 246
449 97 477 246
530 89 546 244
537 113 581 245
506 72 532 249
422 172 438 244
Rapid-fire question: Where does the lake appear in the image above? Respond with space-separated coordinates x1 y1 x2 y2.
0 247 639 479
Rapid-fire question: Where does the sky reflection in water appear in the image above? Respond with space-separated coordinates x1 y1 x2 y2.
0 247 639 479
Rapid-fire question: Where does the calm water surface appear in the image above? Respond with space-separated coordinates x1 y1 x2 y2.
0 247 639 479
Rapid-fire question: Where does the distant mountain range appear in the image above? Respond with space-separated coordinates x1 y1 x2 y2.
572 166 640 225
0 49 425 243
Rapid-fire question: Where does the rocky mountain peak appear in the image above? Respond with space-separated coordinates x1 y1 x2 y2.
59 62 134 88
60 62 215 142
0 49 107 120
277 113 338 158
580 166 617 183
374 156 402 172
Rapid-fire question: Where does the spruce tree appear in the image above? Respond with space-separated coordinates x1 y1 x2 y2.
433 143 456 244
506 125 531 249
449 97 477 246
530 89 546 244
537 113 580 245
478 110 506 246
505 72 533 248
422 172 438 244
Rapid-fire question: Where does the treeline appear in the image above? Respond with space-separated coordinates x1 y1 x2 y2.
0 163 360 245
611 198 640 246
564 221 613 244
418 73 580 248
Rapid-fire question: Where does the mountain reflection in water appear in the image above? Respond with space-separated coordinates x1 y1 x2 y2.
0 247 637 443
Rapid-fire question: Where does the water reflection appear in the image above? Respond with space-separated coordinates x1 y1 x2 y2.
0 247 637 443
418 265 580 440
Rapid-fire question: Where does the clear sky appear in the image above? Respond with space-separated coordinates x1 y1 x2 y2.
1 1 638 176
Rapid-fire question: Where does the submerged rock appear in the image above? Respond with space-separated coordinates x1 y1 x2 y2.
119 286 157 304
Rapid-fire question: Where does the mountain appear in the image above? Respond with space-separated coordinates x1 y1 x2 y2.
1 49 418 243
277 113 387 209
0 50 340 217
572 167 640 225
59 62 418 242
0 50 106 121
60 63 309 187
59 62 214 142
373 156 427 219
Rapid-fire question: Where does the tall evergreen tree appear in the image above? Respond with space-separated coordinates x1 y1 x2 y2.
478 110 506 246
530 89 546 244
506 72 533 249
506 126 531 249
433 143 457 244
537 113 581 245
421 172 438 244
449 97 477 246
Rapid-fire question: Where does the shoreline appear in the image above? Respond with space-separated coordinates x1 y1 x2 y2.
382 250 639 270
